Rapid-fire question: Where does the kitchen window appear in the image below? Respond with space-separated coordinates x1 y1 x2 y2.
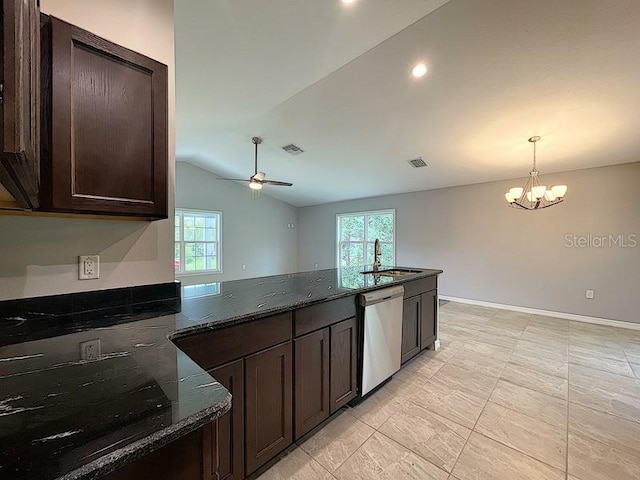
336 209 395 267
175 209 222 274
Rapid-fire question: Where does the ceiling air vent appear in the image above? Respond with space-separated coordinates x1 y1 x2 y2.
408 157 427 168
282 143 305 155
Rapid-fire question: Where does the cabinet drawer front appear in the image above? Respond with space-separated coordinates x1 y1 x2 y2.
175 312 292 370
245 342 293 474
402 276 437 299
294 295 356 337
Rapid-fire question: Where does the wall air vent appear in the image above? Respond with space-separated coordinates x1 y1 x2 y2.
282 143 305 155
408 157 427 168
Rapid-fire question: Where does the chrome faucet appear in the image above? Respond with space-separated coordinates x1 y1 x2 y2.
372 238 382 272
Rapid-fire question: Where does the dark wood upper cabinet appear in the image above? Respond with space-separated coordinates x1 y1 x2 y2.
401 295 421 364
294 328 330 439
205 360 244 480
39 15 168 218
245 342 293 475
330 316 358 413
1 0 41 209
420 290 437 350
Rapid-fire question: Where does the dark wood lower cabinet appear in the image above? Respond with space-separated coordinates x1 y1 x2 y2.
103 427 206 480
420 290 437 350
294 329 330 439
245 341 293 475
330 317 358 413
102 288 438 480
206 359 244 480
401 296 421 364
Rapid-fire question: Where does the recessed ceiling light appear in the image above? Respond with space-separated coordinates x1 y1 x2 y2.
412 63 428 78
341 0 357 4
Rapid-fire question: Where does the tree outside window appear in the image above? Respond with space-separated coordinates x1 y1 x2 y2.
336 210 395 268
175 209 222 274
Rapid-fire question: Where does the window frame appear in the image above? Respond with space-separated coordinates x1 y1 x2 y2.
335 209 396 268
175 208 223 276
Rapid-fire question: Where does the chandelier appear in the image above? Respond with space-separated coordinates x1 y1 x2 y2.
505 136 567 210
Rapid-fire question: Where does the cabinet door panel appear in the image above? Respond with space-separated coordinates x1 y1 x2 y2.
245 342 293 474
401 296 421 364
206 360 244 480
41 16 167 218
294 329 330 439
330 317 358 413
1 0 40 209
420 290 437 350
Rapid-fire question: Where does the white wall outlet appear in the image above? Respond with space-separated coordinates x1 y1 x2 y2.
314 263 319 269
585 289 595 299
242 264 246 270
80 339 101 361
79 255 100 280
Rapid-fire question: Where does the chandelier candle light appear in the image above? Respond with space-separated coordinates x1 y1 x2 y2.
505 136 567 210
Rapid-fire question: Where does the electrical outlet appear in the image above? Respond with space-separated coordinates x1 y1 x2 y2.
314 263 319 269
79 255 100 280
80 339 101 361
585 289 595 299
242 264 247 270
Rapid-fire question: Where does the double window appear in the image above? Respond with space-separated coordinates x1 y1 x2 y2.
175 209 222 274
336 209 395 267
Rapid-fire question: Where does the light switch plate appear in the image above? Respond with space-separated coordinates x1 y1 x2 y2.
585 289 595 299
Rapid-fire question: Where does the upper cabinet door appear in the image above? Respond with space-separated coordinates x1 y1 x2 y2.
40 16 168 218
0 0 41 209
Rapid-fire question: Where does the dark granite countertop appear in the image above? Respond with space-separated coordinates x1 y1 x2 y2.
173 266 442 340
0 266 441 480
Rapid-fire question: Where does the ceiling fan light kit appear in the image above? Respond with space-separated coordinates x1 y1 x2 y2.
505 136 567 210
218 136 293 190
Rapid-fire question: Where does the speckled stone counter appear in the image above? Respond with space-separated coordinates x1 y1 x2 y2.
173 266 442 340
0 266 441 480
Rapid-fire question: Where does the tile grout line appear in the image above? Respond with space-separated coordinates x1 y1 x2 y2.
446 310 527 476
321 410 376 476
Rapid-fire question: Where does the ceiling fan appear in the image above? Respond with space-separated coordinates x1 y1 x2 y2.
218 137 293 190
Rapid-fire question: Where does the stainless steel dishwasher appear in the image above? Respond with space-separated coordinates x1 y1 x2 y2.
360 285 405 396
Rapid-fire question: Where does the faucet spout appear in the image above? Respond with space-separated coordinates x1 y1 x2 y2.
373 238 382 272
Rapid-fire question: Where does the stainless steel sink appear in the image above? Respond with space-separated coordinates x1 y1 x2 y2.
360 268 422 276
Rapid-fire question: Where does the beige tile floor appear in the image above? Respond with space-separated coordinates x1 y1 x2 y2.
257 301 640 480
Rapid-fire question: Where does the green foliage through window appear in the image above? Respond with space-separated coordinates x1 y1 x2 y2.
175 209 221 274
337 210 395 267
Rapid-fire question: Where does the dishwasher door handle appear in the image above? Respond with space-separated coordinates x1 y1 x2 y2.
360 285 405 306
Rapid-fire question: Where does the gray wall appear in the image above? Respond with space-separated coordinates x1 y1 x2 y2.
297 162 640 323
0 0 176 301
175 162 298 285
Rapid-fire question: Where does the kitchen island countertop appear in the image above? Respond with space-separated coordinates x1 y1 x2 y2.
0 266 441 480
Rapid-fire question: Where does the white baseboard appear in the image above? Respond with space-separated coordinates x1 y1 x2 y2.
439 295 640 331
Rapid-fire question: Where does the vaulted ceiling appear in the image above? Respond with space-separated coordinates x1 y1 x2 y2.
175 0 640 207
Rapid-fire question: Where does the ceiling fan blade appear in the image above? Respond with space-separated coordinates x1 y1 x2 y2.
217 177 250 182
261 180 293 186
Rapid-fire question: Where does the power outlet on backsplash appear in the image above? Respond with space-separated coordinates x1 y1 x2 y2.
80 339 101 361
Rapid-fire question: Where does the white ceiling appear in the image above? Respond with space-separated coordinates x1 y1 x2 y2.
175 0 640 207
